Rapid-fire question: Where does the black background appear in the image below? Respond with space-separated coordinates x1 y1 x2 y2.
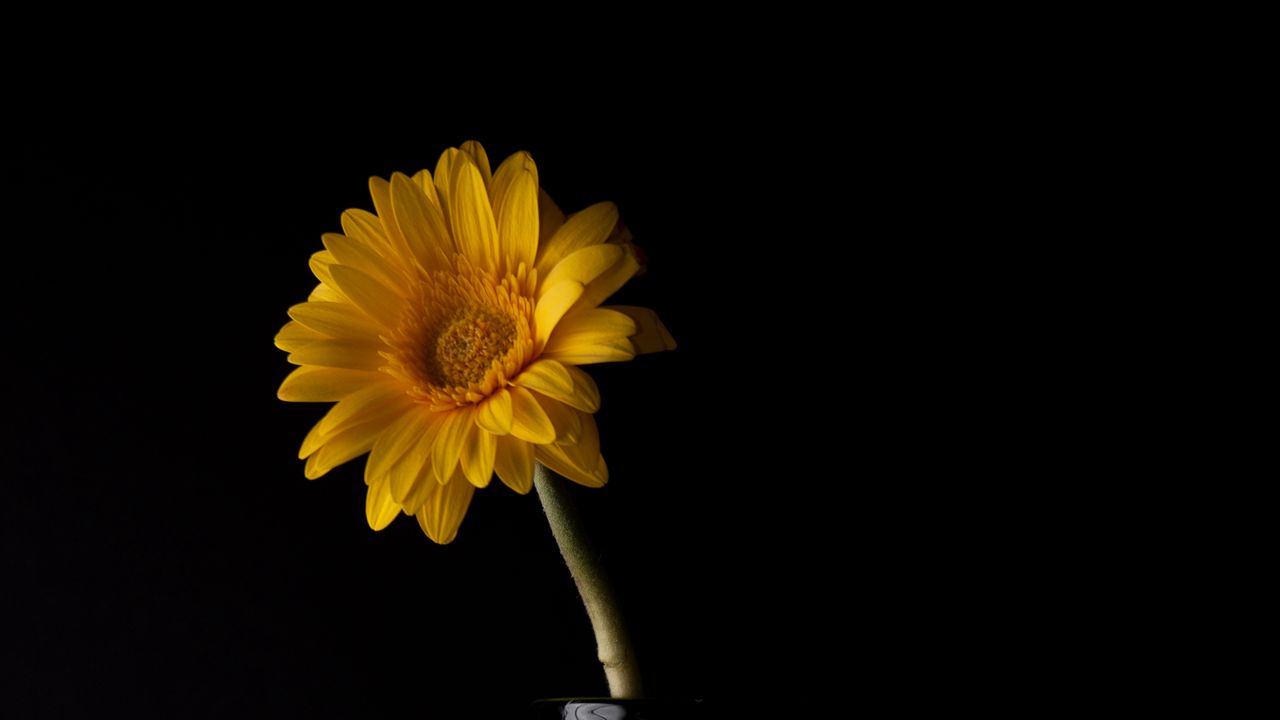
3 92 819 717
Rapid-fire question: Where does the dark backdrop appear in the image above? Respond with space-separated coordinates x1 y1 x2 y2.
2 101 812 717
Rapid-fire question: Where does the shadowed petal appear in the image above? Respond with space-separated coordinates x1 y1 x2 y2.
494 435 534 494
509 386 556 444
415 470 475 544
459 140 493 187
327 265 402 329
476 388 513 435
535 202 617 278
288 301 384 341
539 244 623 300
460 427 496 488
366 471 402 531
611 305 677 354
432 408 472 484
534 281 585 349
278 366 382 402
449 157 499 273
390 172 453 272
491 151 539 273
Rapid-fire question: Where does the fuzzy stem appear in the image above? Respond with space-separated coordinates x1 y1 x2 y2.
534 462 643 698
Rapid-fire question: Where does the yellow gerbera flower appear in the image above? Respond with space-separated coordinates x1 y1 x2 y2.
275 141 674 544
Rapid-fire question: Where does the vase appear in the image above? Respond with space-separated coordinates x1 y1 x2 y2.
528 698 713 719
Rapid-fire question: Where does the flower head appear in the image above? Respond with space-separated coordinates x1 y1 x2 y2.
276 142 673 543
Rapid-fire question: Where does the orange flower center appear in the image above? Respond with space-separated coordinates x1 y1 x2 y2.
382 255 536 409
425 307 516 388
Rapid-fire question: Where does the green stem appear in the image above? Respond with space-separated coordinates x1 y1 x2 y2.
534 462 644 698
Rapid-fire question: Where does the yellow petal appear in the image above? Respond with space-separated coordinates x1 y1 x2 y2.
531 392 582 443
563 366 601 413
397 461 437 516
537 412 604 488
433 148 459 233
415 470 475 544
340 208 390 253
309 250 338 288
304 453 325 480
543 309 638 365
449 156 499 273
610 305 676 354
389 411 447 505
569 248 641 315
538 244 624 301
368 176 414 263
513 359 575 403
538 189 566 248
490 151 538 206
539 337 635 366
327 265 401 329
534 281 585 349
509 386 556 444
432 408 471 484
494 435 534 494
491 151 539 273
322 232 403 291
475 388 513 435
390 172 453 273
459 140 493 187
288 301 384 340
278 366 380 402
296 389 401 456
302 395 411 477
535 202 618 278
305 417 388 479
573 411 602 467
547 308 636 348
317 382 408 436
300 419 328 459
365 471 402 531
286 338 385 371
363 410 424 488
409 169 429 195
536 439 606 489
274 320 327 352
308 282 344 304
460 426 496 488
